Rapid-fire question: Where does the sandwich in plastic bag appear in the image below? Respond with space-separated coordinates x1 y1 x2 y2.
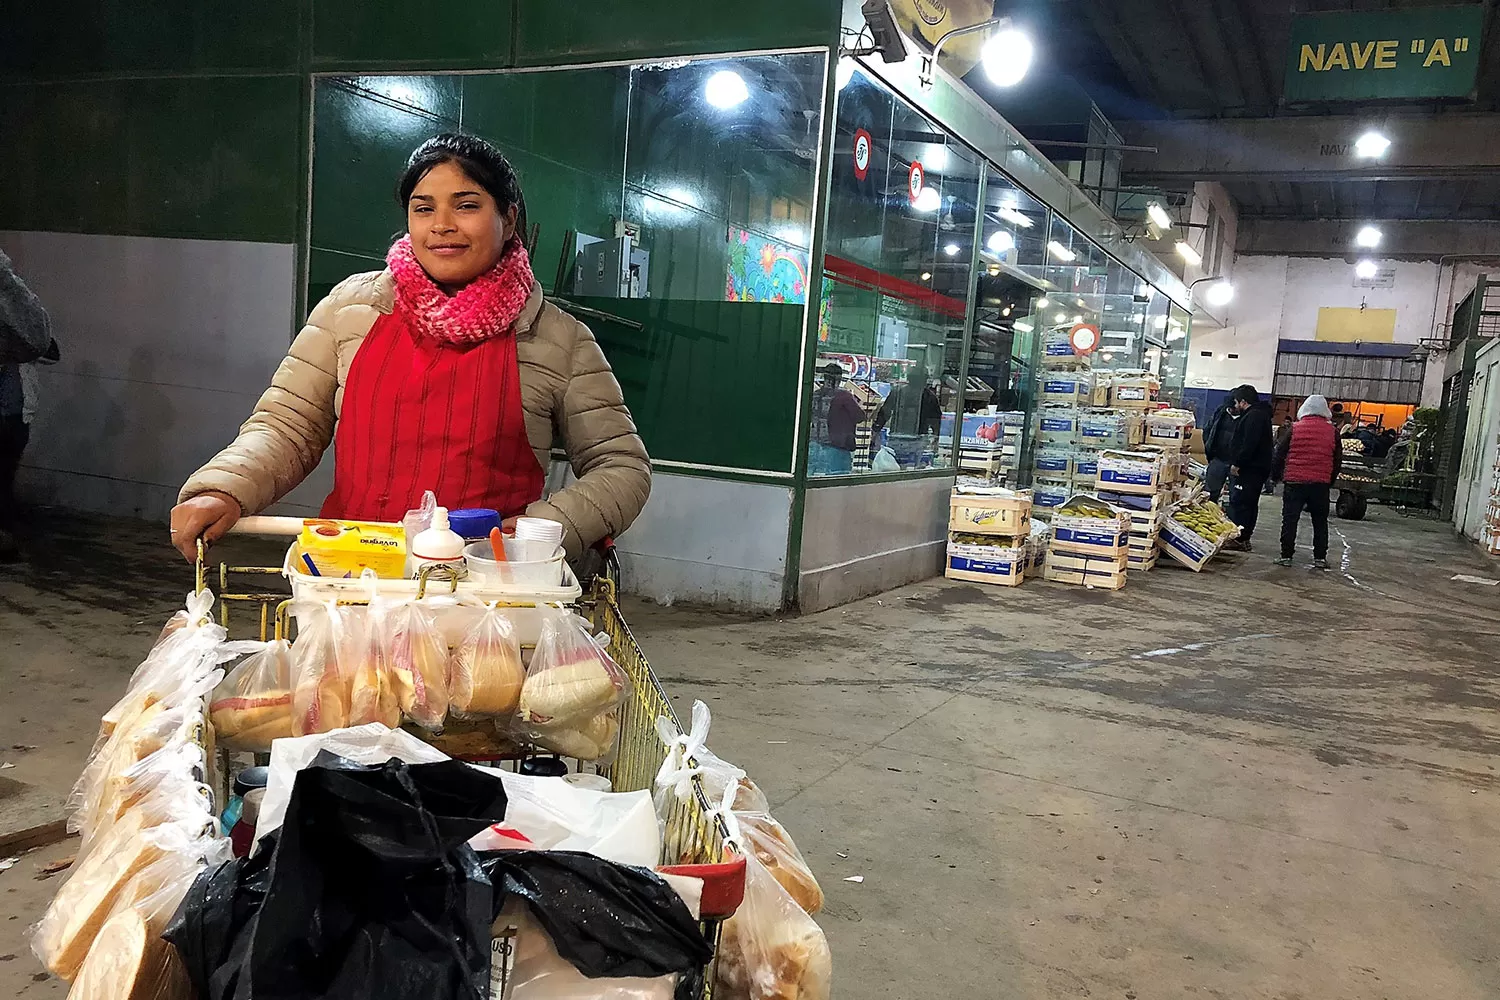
344 574 401 729
209 640 294 751
382 598 450 730
289 601 351 736
449 602 525 720
514 614 628 759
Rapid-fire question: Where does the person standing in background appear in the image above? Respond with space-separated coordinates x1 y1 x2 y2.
0 250 58 561
1272 394 1342 570
808 362 865 476
1221 384 1273 552
1200 395 1239 502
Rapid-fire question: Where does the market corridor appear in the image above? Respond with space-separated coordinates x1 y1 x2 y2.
2 508 1498 999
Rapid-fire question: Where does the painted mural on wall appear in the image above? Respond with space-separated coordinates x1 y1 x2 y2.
725 227 809 305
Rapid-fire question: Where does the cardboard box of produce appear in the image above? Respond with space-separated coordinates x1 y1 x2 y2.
1041 373 1092 406
949 490 1032 535
1050 496 1130 557
1145 409 1195 449
1158 500 1236 572
1044 549 1128 590
1127 551 1158 572
1097 450 1162 495
1110 375 1160 410
946 538 1026 586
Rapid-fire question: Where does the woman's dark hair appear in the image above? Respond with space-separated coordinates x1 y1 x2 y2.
396 132 527 241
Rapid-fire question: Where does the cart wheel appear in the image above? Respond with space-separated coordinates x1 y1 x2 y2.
1336 490 1367 520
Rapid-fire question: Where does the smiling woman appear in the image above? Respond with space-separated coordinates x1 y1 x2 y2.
169 133 651 562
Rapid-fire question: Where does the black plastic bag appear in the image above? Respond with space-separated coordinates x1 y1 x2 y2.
480 851 712 980
171 755 506 1000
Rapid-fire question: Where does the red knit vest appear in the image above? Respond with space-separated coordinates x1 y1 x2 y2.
320 310 545 521
1284 415 1337 485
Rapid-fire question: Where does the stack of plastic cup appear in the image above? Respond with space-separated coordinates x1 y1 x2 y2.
513 517 565 561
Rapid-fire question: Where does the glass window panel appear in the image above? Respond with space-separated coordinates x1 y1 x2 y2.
811 66 980 478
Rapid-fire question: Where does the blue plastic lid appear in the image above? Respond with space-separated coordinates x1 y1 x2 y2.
447 508 501 540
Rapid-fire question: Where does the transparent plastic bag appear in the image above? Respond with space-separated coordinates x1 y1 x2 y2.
63 907 194 1000
344 573 401 729
209 639 294 751
450 602 525 721
517 614 628 729
33 811 218 981
713 853 831 1000
75 741 210 863
522 712 621 762
290 601 351 737
736 813 824 916
496 898 678 1000
382 599 450 730
71 698 212 841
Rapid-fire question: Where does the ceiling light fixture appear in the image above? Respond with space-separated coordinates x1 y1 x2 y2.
704 70 750 108
1146 202 1173 231
997 206 1034 229
986 230 1015 254
1355 225 1382 248
1036 296 1050 307
980 25 1034 87
921 271 933 281
943 242 961 256
1355 259 1379 279
1354 130 1391 158
1175 241 1203 267
1205 280 1235 307
1047 241 1077 262
914 186 942 212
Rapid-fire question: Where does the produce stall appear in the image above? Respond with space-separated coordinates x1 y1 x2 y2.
32 512 832 1000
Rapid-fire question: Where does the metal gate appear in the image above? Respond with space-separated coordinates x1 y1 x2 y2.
1272 343 1426 403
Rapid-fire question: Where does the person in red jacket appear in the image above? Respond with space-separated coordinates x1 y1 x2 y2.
1271 394 1343 569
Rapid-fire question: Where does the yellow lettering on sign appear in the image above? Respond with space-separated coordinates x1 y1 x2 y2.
1299 43 1326 72
1374 39 1398 68
1325 42 1351 70
1351 41 1376 69
1424 37 1451 67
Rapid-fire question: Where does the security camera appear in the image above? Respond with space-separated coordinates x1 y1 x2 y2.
860 0 908 63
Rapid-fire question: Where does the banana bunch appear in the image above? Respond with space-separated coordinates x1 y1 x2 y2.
1057 496 1117 519
1172 501 1237 543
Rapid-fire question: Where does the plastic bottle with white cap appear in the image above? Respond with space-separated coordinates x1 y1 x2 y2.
410 506 467 579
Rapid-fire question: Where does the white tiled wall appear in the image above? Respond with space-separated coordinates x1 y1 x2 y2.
1 230 300 521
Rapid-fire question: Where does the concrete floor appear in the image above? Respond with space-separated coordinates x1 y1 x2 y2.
2 505 1498 998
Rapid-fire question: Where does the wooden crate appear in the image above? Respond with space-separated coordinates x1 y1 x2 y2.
1043 549 1128 590
949 493 1032 535
946 539 1026 586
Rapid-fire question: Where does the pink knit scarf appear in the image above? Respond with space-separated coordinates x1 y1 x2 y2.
386 235 536 345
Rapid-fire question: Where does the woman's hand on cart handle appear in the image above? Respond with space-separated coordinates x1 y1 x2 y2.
170 491 242 562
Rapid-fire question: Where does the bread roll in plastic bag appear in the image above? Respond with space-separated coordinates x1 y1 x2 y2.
64 907 193 1000
343 575 401 729
735 813 824 916
210 639 294 751
522 712 620 762
33 811 215 981
449 602 525 720
382 599 450 730
517 614 628 729
713 852 831 1000
290 601 351 736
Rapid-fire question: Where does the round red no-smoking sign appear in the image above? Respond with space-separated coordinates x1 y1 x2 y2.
853 128 872 181
908 161 925 204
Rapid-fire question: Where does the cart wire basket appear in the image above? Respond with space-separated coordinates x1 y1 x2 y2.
197 532 742 998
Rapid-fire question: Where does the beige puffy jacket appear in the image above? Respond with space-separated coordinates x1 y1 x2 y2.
180 270 651 559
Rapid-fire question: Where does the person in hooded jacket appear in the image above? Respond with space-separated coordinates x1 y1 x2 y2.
1271 394 1342 570
1221 384 1273 551
1200 397 1239 503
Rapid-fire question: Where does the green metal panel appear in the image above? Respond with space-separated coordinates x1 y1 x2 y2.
513 0 840 66
310 0 514 70
1284 6 1488 102
0 0 301 79
0 76 302 243
565 297 803 473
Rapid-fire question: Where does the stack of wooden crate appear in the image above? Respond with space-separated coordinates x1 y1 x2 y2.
945 488 1034 587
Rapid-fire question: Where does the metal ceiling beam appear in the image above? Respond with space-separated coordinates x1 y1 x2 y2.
1237 218 1500 259
1074 0 1164 109
1158 0 1221 114
1118 114 1500 184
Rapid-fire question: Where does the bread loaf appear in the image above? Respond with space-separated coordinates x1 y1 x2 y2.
527 713 619 761
65 909 192 1000
518 659 622 726
386 605 449 729
451 637 525 718
209 691 293 750
738 814 824 915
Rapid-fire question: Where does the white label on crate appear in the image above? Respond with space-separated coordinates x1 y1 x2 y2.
1115 386 1147 401
1040 417 1077 432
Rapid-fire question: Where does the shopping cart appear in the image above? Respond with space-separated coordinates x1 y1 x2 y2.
195 518 744 997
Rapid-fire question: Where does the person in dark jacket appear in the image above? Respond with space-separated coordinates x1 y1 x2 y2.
1221 384 1273 551
1271 394 1342 570
1201 398 1239 502
808 362 865 476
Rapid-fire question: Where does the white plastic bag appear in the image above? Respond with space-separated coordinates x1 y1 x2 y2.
872 446 900 473
255 723 449 847
468 769 660 867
